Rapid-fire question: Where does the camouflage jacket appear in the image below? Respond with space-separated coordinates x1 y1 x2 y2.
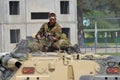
36 22 63 40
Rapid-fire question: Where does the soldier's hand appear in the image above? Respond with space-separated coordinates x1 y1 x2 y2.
52 37 57 41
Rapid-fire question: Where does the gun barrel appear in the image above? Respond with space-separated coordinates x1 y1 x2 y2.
0 55 22 70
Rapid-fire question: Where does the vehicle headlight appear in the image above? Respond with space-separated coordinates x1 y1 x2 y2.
106 67 119 74
22 67 35 74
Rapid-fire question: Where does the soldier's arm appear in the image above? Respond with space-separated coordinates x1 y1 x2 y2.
35 23 46 39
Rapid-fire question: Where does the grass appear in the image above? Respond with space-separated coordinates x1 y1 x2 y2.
85 43 120 48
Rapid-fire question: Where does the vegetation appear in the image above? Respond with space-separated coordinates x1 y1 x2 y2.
77 0 120 48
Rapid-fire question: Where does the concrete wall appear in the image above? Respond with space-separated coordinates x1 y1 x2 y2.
25 0 78 45
26 0 52 23
3 24 26 51
3 0 26 23
0 0 4 23
0 25 2 52
0 0 78 52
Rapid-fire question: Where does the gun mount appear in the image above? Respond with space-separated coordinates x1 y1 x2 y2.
0 54 22 70
0 52 22 80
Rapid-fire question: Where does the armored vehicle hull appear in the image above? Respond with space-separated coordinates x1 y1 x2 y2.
0 38 120 80
5 52 120 80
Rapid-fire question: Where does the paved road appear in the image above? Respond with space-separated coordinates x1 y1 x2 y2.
80 47 120 54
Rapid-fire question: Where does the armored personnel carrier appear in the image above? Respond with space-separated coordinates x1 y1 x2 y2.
0 37 120 80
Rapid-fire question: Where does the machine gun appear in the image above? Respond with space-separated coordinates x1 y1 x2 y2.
44 33 54 51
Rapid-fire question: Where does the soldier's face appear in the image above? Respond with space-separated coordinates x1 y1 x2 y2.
49 18 56 26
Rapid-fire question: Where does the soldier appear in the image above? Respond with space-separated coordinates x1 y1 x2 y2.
28 12 71 52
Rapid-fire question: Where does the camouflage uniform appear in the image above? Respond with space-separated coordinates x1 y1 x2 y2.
28 22 71 52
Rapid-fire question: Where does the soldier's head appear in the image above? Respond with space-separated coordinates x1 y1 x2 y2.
48 13 56 26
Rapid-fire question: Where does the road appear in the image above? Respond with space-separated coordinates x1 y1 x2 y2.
80 47 120 54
